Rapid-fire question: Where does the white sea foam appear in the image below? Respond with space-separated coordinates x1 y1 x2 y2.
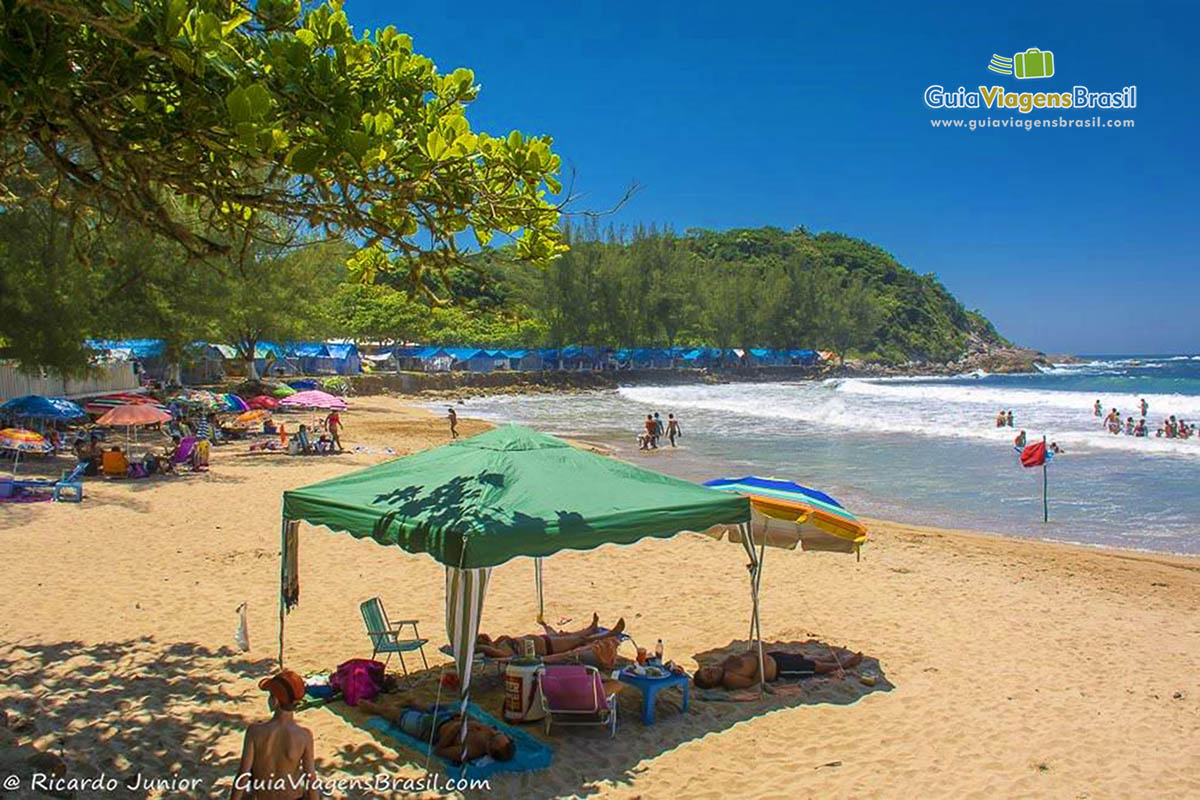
616 379 1200 460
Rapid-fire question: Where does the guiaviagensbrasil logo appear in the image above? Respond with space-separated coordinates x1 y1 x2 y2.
989 48 1055 79
924 46 1136 114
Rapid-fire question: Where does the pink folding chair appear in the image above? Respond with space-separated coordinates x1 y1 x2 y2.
537 664 617 737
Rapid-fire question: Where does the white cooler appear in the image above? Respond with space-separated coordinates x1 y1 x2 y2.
502 659 546 723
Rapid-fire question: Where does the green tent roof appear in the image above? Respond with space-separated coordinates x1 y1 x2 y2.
282 425 750 569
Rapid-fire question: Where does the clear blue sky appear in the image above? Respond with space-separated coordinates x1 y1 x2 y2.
350 0 1199 355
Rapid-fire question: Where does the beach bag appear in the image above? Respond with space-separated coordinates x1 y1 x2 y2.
331 658 385 706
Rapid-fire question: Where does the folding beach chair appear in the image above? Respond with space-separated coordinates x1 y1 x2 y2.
53 463 86 502
360 597 429 676
538 664 618 738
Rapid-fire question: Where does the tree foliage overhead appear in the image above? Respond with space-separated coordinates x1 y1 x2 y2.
0 0 566 282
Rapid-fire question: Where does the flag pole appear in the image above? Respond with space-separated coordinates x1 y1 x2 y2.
1042 435 1048 523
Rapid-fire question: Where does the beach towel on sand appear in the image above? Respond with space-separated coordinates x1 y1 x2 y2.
362 702 553 780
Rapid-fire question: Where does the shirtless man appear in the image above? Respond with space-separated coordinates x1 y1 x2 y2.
229 671 317 800
357 698 514 765
475 616 625 659
692 647 863 690
447 407 458 439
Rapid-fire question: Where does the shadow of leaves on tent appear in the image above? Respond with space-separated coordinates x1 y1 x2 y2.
309 639 892 798
0 637 275 797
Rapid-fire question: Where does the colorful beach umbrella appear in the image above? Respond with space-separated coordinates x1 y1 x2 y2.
84 393 166 415
0 428 52 473
279 390 347 410
224 393 250 412
247 395 281 409
96 404 172 427
0 395 88 421
0 428 52 453
703 476 867 548
271 384 297 398
234 409 271 425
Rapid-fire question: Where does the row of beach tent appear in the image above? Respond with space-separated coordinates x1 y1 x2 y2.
85 339 822 379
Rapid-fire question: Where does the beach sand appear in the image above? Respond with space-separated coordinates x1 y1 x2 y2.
1 395 1198 798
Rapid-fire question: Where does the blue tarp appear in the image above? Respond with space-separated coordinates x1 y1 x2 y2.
86 338 165 359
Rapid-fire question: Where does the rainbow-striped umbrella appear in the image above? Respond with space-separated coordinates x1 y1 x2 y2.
0 428 52 474
703 476 867 552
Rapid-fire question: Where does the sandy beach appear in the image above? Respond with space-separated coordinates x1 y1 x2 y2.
2 395 1198 799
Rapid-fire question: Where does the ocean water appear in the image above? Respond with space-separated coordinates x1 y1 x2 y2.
453 355 1200 555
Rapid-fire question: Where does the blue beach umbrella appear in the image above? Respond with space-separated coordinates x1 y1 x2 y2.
0 395 88 422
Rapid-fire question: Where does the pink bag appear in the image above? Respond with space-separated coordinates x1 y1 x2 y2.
331 658 385 706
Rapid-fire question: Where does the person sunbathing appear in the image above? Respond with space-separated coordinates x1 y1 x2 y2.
693 646 863 690
475 615 625 659
357 698 515 765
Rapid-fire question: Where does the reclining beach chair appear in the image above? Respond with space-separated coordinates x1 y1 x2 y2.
538 664 618 738
360 597 429 676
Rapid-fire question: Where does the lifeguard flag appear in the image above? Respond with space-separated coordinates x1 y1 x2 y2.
1020 441 1048 468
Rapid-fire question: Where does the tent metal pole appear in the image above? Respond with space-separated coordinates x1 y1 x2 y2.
535 557 544 623
278 519 287 668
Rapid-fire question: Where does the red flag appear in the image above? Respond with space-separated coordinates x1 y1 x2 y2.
1020 441 1047 467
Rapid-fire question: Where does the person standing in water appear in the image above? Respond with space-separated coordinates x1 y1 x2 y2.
643 414 658 449
1140 398 1149 417
1013 429 1027 448
1006 410 1014 427
447 407 458 439
666 414 682 447
1094 399 1103 417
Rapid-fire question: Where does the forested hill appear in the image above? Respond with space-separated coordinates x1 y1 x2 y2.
465 225 1009 364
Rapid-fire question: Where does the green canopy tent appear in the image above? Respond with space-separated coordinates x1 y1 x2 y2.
278 425 750 741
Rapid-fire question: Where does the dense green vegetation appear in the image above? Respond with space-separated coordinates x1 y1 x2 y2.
411 224 1009 364
0 3 1005 372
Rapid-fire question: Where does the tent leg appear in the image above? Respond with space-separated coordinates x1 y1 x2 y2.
535 557 544 624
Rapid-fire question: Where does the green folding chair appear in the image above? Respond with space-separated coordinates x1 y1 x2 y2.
360 597 429 676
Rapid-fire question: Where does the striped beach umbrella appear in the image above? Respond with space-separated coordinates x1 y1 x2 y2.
224 393 250 412
0 428 52 473
704 476 868 545
84 393 166 415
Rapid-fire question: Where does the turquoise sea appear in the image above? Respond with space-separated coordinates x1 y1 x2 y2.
454 355 1200 555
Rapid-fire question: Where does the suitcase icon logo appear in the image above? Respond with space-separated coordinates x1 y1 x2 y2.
988 48 1055 79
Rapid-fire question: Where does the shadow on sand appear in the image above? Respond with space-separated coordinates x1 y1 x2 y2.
0 638 274 799
311 638 892 799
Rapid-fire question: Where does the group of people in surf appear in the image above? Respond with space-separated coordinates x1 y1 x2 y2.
1094 398 1194 440
994 409 1015 427
638 411 682 450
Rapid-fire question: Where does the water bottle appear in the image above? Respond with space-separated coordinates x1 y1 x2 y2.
655 638 664 662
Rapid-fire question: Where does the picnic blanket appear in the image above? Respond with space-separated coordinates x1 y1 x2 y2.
361 702 553 780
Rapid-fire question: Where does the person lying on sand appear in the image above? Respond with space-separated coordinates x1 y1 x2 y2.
357 698 515 765
475 616 625 659
230 670 317 800
692 647 863 690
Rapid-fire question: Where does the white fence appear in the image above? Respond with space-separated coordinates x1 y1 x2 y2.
0 362 138 400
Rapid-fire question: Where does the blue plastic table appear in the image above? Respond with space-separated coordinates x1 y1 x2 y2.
618 668 690 725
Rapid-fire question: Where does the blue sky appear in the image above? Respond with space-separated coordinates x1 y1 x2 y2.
351 0 1198 354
